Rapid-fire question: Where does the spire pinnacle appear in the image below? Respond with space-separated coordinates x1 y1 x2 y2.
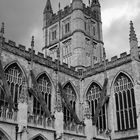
129 21 137 42
91 0 100 7
31 36 34 48
44 0 53 14
0 22 4 35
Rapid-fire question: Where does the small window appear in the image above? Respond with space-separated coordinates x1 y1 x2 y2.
65 22 70 34
52 30 57 41
62 18 71 36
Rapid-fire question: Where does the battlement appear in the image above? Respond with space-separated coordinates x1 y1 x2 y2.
45 2 100 28
83 51 131 78
1 37 133 80
45 4 72 27
2 38 78 78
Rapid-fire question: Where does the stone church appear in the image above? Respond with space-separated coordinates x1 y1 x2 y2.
0 0 140 140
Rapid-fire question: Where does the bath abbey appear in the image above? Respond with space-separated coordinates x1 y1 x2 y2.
0 0 140 140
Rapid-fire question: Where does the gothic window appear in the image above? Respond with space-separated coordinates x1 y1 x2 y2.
52 30 57 41
2 63 24 109
33 73 52 116
0 131 9 140
86 82 107 131
0 86 7 108
62 39 71 66
49 25 57 42
114 73 137 131
33 136 45 140
62 18 71 36
65 22 70 34
63 83 76 123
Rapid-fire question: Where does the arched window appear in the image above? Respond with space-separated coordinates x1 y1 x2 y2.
114 73 137 131
0 86 7 108
0 130 9 140
33 136 45 140
86 82 107 131
2 63 24 109
33 73 52 116
63 83 76 123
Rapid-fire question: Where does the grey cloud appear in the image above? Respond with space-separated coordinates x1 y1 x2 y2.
0 0 140 57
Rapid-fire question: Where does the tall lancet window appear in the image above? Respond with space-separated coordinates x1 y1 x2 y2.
63 83 76 123
86 82 107 131
33 73 52 115
3 63 24 108
114 73 137 131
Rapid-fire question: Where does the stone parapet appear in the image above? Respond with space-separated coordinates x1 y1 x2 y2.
0 107 18 124
28 114 55 130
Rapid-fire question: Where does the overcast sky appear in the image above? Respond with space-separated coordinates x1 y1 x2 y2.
0 0 140 59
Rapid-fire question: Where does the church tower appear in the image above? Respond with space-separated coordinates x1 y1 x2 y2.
42 0 104 69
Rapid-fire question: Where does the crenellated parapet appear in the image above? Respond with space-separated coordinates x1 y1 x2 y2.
83 51 132 79
1 38 79 78
44 3 101 28
1 37 138 80
45 5 72 28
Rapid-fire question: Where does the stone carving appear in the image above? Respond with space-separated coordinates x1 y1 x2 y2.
19 78 28 104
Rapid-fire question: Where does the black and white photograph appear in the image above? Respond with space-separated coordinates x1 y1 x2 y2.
0 0 140 140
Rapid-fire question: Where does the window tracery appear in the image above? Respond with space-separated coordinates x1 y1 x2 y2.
114 73 137 131
63 83 76 123
33 73 52 116
2 63 24 109
86 82 107 131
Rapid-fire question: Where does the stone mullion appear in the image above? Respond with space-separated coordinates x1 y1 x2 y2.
121 90 126 130
126 89 131 129
117 92 122 130
130 88 135 128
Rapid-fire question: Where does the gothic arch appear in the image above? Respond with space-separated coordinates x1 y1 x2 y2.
112 71 137 130
62 81 78 123
36 71 55 88
0 127 12 140
111 70 134 91
85 80 107 130
1 60 27 108
29 133 48 140
33 71 54 115
4 60 27 80
83 80 102 100
62 80 79 101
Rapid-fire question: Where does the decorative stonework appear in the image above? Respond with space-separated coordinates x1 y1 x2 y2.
18 78 28 104
84 101 92 120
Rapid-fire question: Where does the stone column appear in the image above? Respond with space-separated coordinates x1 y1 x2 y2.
131 60 140 140
129 21 140 140
17 78 28 140
84 101 96 140
54 83 63 140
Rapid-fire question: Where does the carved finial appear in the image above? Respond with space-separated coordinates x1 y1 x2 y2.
129 21 137 42
89 0 91 6
31 36 34 47
44 0 53 14
103 47 106 60
91 0 100 7
59 2 60 10
0 22 4 34
30 36 34 70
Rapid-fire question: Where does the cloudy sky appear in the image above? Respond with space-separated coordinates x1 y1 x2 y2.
0 0 140 59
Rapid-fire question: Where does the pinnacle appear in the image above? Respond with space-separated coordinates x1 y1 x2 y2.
0 22 4 34
129 21 137 42
44 0 53 14
91 0 100 7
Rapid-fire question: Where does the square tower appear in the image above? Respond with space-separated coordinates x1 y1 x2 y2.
43 0 104 69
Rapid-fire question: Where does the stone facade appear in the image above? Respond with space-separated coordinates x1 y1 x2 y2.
0 0 140 140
